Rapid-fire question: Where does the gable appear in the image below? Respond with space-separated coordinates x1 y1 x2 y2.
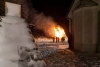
67 0 98 19
67 0 79 18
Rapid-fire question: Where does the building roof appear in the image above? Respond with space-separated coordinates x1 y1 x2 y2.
76 0 98 9
67 0 98 19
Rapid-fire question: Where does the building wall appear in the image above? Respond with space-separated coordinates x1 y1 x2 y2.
94 0 100 53
98 11 100 53
73 6 98 53
74 10 83 51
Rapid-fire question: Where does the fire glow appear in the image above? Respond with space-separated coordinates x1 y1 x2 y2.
54 26 66 38
35 26 68 43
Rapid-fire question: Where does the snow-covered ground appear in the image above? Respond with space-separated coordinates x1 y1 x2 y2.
35 37 69 49
37 42 69 49
35 36 68 43
35 38 69 57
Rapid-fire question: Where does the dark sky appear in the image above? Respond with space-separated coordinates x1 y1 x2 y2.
31 0 73 34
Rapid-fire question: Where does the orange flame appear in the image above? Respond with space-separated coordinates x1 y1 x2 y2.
54 26 66 38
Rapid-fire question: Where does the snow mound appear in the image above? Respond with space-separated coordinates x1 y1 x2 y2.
0 15 37 66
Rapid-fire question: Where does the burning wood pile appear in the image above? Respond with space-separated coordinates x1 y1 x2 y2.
34 25 68 43
53 26 67 43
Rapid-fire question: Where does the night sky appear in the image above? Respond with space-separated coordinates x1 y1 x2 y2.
31 0 73 34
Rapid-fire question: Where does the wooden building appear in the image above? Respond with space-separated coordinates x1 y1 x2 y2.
67 0 100 53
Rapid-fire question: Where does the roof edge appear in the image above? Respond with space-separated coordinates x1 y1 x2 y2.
66 0 75 19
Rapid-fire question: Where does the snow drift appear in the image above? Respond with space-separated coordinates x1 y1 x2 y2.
0 15 37 66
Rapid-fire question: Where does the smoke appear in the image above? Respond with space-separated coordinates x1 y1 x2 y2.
32 11 58 37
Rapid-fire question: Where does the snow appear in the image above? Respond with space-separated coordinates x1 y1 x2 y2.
36 41 69 57
27 60 46 67
58 45 69 49
0 59 18 67
0 2 68 66
5 2 21 17
35 37 53 43
0 15 37 67
35 37 68 43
